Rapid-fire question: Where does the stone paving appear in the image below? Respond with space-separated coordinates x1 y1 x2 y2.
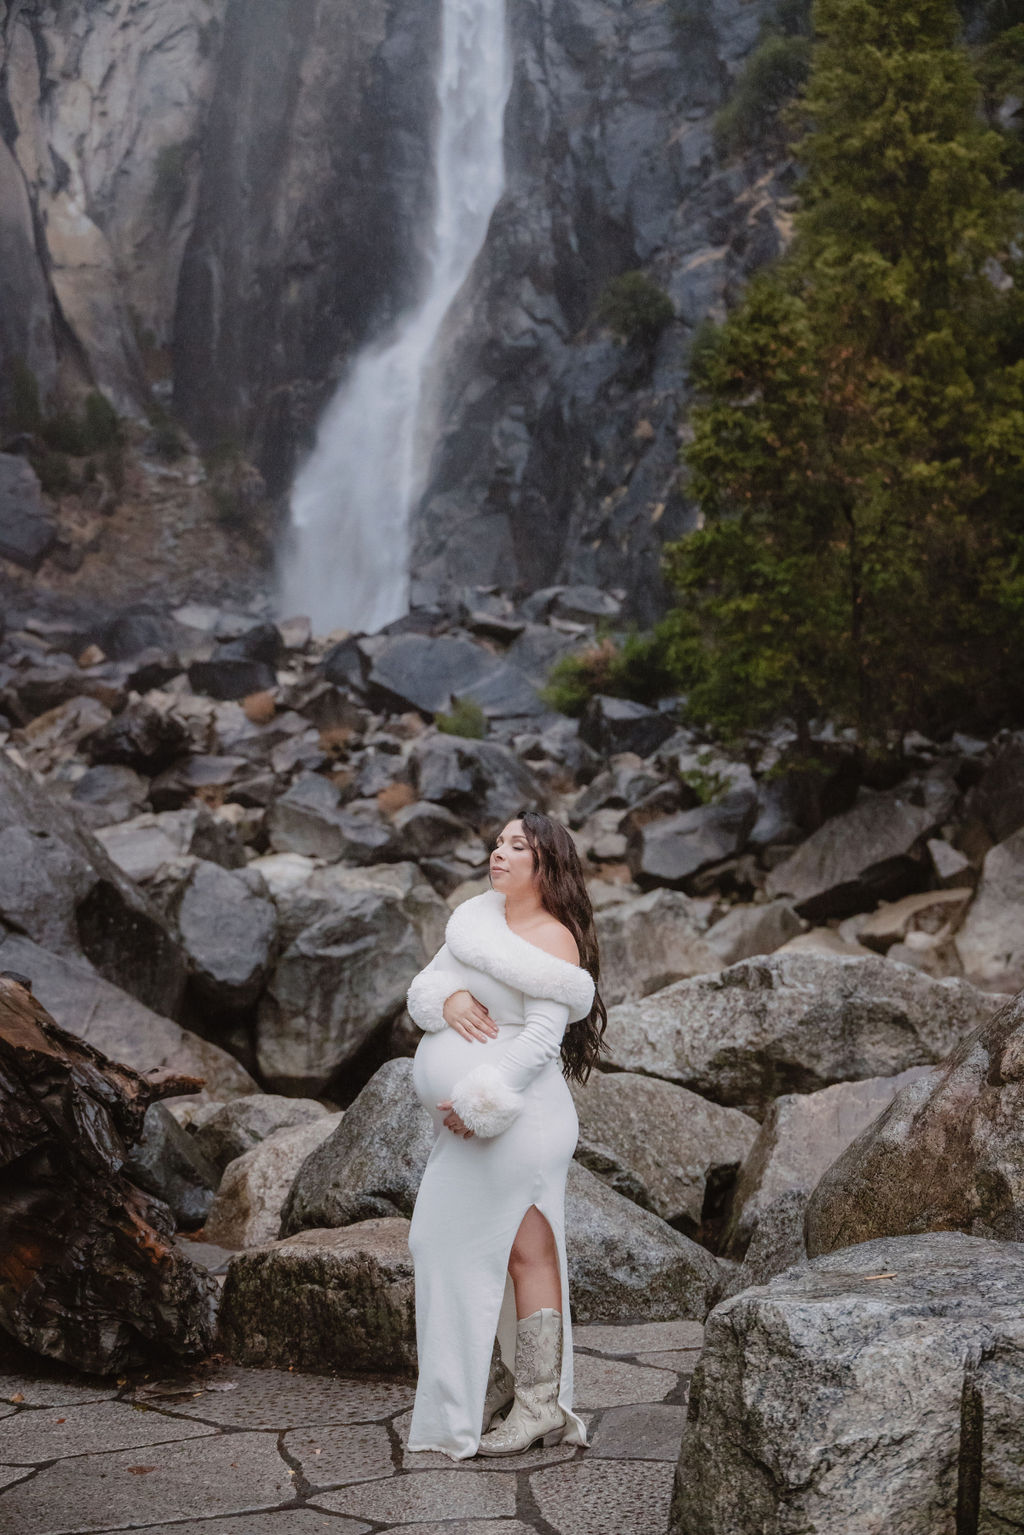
0 1314 701 1535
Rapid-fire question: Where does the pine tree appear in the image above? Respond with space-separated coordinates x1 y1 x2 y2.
661 0 1024 748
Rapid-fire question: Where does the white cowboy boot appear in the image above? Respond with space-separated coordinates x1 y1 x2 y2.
476 1308 566 1456
481 1336 515 1433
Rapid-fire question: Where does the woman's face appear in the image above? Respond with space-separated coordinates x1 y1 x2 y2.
490 819 538 899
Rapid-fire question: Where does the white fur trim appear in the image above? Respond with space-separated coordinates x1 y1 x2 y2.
406 966 451 1032
450 1063 525 1137
445 890 595 1023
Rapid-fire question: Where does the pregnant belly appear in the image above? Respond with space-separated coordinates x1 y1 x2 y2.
412 1025 521 1112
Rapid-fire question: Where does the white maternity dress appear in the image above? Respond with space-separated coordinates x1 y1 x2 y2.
404 887 596 1460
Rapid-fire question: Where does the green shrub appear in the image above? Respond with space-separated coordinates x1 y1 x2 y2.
9 357 42 433
436 697 487 738
714 32 811 156
41 392 121 456
542 633 675 716
597 272 675 347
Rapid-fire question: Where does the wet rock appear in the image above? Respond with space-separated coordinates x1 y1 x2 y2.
217 1218 417 1375
672 1232 1024 1535
954 828 1024 992
765 787 949 920
173 860 278 1010
579 696 677 759
83 701 190 774
723 1067 934 1259
593 888 718 1005
203 1112 343 1248
320 634 369 692
281 1059 434 1233
267 772 397 863
703 899 804 966
626 791 758 890
191 1092 331 1173
571 1071 757 1236
805 986 1024 1256
123 1100 222 1230
602 952 999 1115
566 1161 723 1324
0 453 57 569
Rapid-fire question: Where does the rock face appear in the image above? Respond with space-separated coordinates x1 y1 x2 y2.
203 1113 344 1249
217 1218 418 1375
603 951 997 1115
593 889 718 1006
0 455 57 570
805 987 1024 1256
572 1070 757 1235
280 1059 435 1233
173 859 278 1009
672 1232 1024 1535
722 1067 934 1258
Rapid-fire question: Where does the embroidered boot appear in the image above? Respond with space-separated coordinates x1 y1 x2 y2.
476 1307 566 1456
481 1336 515 1433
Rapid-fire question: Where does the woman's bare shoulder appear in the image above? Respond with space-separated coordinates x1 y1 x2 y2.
528 915 580 967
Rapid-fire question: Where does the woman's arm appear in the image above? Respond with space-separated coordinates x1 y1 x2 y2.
406 945 462 1033
446 994 570 1137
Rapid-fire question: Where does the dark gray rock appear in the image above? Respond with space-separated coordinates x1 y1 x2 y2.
569 759 662 826
580 696 677 759
83 701 190 774
673 1232 1024 1535
267 773 397 863
805 986 1024 1257
218 621 285 668
281 1058 434 1233
69 764 150 829
320 635 369 692
123 1101 222 1230
191 1092 330 1174
626 790 758 890
963 736 1024 845
367 631 542 718
390 799 469 859
703 899 804 966
603 951 1000 1115
720 1188 809 1296
174 860 278 1009
551 586 622 624
411 733 544 830
0 453 57 569
187 656 277 700
99 609 177 661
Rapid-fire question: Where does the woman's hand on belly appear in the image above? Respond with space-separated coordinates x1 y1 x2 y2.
443 989 499 1042
437 1099 474 1138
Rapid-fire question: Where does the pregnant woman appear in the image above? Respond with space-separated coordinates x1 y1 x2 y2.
405 809 607 1460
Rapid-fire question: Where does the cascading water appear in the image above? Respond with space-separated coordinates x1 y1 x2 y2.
278 0 511 635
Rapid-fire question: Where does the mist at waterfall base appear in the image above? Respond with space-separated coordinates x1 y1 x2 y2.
278 0 511 637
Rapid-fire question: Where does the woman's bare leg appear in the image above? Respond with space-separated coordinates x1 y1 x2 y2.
507 1205 561 1317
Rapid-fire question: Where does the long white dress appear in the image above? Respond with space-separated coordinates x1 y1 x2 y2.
404 887 596 1460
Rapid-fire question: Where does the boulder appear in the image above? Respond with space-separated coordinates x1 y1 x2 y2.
571 1071 757 1235
703 899 804 967
551 585 622 624
95 805 245 884
672 1232 1024 1535
191 1092 330 1173
187 655 277 700
593 888 718 1005
722 1067 934 1258
0 747 185 1015
579 695 677 759
963 736 1024 845
626 792 758 890
720 1188 809 1296
805 986 1024 1256
0 452 57 569
566 1161 723 1323
367 631 542 717
267 772 396 863
390 799 469 859
281 1059 435 1233
267 858 449 952
857 888 973 954
99 609 178 660
123 1100 222 1229
69 763 149 828
928 836 974 888
569 757 662 825
602 951 999 1115
173 859 278 1009
202 1113 344 1248
411 733 543 830
216 1218 417 1375
765 786 950 920
82 700 190 773
954 828 1024 992
256 884 432 1094
0 932 257 1100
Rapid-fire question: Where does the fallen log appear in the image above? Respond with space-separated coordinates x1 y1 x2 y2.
0 972 219 1375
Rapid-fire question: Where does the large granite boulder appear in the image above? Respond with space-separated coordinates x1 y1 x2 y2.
602 952 999 1115
280 1059 435 1233
703 899 804 967
0 747 186 1015
367 631 542 718
203 1113 344 1248
626 791 758 890
571 1070 757 1236
765 784 954 920
672 1232 1024 1535
0 932 255 1100
265 858 448 952
723 1067 934 1258
217 1218 417 1375
173 859 278 1009
593 888 718 1005
954 828 1024 992
567 1161 724 1323
805 986 1024 1256
255 883 433 1094
191 1092 330 1173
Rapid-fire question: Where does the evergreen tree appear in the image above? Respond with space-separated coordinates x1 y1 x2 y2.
661 0 1024 748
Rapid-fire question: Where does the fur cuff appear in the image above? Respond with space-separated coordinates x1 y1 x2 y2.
406 968 452 1033
450 1063 524 1138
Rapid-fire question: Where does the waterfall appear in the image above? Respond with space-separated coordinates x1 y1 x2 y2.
278 0 510 635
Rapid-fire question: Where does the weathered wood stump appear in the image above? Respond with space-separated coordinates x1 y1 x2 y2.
0 973 219 1375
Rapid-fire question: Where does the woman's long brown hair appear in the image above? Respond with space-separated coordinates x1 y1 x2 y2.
513 808 608 1084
